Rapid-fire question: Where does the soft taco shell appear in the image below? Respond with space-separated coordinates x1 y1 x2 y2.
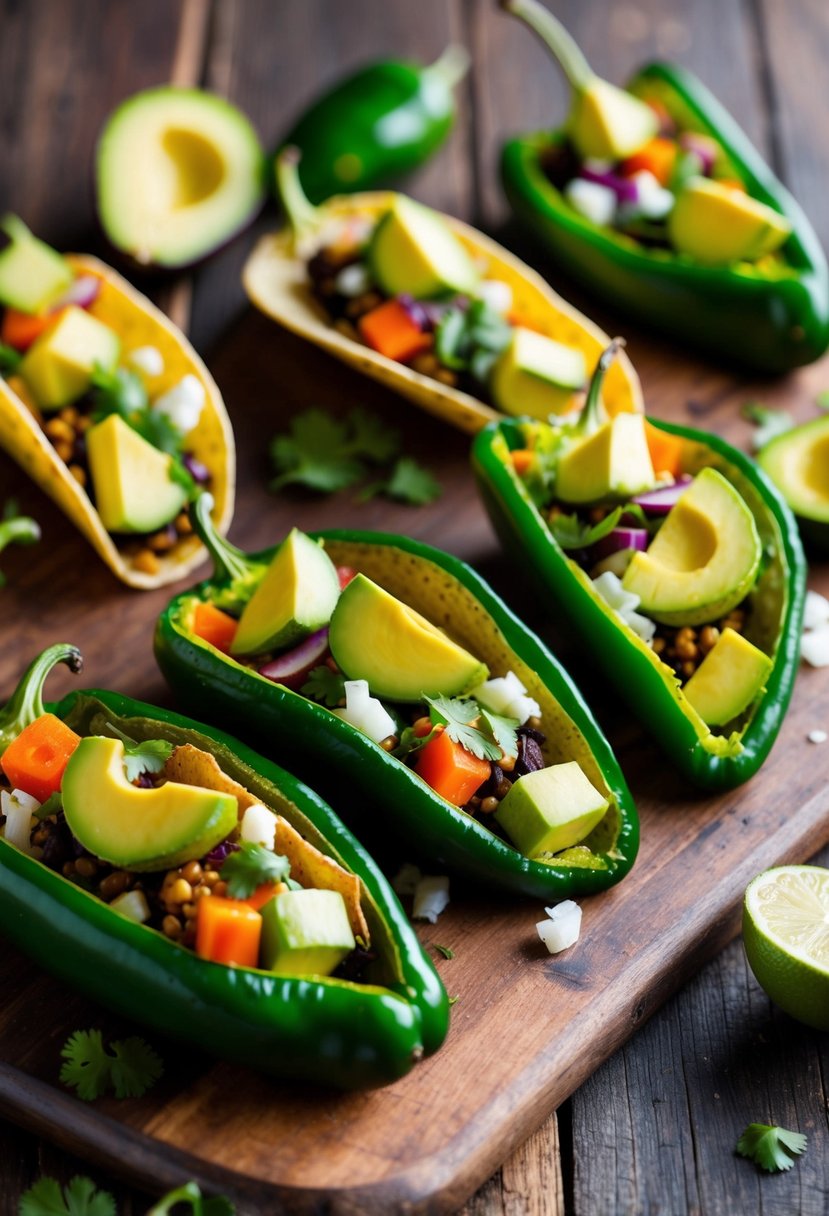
242 191 643 435
0 255 235 589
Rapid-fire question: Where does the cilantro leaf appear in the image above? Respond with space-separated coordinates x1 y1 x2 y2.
90 365 186 459
59 1029 112 1101
60 1029 163 1101
434 943 455 959
741 401 794 451
736 1123 807 1172
107 725 173 782
550 506 624 551
0 341 21 375
147 1182 235 1216
347 407 400 463
435 299 512 383
359 457 442 506
301 665 346 707
109 1035 164 1098
221 841 290 899
478 707 519 758
270 409 365 492
19 1175 116 1216
425 695 502 761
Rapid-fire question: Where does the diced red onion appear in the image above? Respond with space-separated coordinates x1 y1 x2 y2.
397 294 432 331
51 274 101 312
679 133 717 176
579 166 640 204
182 452 210 484
205 840 239 865
632 476 693 514
258 628 330 690
592 527 649 558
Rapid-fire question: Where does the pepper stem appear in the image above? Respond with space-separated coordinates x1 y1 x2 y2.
0 643 83 753
577 339 625 437
276 147 323 250
423 44 471 92
189 492 259 586
499 0 593 93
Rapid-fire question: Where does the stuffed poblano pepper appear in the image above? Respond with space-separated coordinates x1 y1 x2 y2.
153 497 639 899
0 644 448 1090
498 0 829 372
472 343 807 791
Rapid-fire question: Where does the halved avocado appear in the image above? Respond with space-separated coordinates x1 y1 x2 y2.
328 573 489 701
85 414 188 534
622 467 762 625
668 178 792 266
758 415 829 548
231 528 340 657
95 87 266 269
62 736 238 871
368 195 479 299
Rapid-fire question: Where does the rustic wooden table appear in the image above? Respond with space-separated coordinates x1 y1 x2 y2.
2 1 829 1213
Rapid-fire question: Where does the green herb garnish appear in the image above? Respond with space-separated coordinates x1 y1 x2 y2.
359 456 442 506
736 1123 807 1172
435 298 512 381
425 695 518 762
19 1176 116 1216
0 498 40 586
147 1182 235 1216
221 841 290 899
434 943 455 959
741 401 794 449
60 1029 163 1100
107 724 173 782
0 341 22 375
301 665 346 707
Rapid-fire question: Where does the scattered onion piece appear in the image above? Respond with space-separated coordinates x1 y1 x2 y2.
536 900 582 954
801 624 829 668
803 590 829 631
413 875 450 924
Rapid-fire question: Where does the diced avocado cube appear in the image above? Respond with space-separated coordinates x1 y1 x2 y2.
682 627 773 726
556 412 655 503
260 888 356 977
0 215 73 314
19 306 120 409
494 761 609 858
490 328 587 420
86 414 188 533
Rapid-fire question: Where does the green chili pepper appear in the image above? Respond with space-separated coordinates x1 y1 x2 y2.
277 45 470 205
152 496 639 899
498 0 829 372
471 417 807 791
0 646 448 1090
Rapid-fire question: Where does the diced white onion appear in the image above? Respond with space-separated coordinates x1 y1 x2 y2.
808 729 827 744
335 263 372 297
473 671 541 726
801 625 829 667
127 345 165 377
152 374 206 436
392 863 422 896
565 179 617 226
628 170 675 219
240 803 277 849
478 279 513 315
1 788 41 855
592 571 657 645
536 900 582 954
804 590 829 631
111 889 151 923
625 609 657 644
333 679 397 744
413 875 450 923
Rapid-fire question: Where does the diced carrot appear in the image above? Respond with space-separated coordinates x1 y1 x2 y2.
336 565 357 590
1 713 81 804
358 299 433 363
510 449 535 477
644 419 685 480
621 137 677 187
1 307 62 351
192 602 238 653
415 728 491 807
244 881 287 912
195 896 262 967
716 178 746 193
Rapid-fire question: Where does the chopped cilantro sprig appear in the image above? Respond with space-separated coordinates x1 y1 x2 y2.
221 841 290 899
19 1175 116 1216
60 1028 163 1100
736 1122 807 1172
396 695 518 763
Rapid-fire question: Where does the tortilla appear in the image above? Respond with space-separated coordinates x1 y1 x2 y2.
242 191 643 435
0 255 235 589
163 744 369 941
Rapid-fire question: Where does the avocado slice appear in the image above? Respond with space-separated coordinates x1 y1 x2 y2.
368 195 479 299
86 414 188 534
757 414 829 531
494 761 609 858
19 306 120 410
571 79 658 161
231 528 340 657
95 87 266 269
328 573 489 702
622 467 762 626
668 178 792 266
62 736 238 871
259 888 356 977
490 327 587 420
0 216 73 314
682 628 773 726
556 412 655 503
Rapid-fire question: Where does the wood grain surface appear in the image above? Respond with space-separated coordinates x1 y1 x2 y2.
1 1 828 1213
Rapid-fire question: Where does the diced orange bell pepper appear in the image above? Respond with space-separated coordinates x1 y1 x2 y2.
621 137 678 187
644 419 685 480
510 448 535 477
192 602 238 653
195 896 262 967
358 298 432 363
415 728 492 807
1 713 81 804
1 307 63 351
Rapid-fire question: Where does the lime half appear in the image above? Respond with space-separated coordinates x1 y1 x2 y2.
743 865 829 1031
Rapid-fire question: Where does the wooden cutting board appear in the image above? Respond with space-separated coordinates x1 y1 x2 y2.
1 312 827 1213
